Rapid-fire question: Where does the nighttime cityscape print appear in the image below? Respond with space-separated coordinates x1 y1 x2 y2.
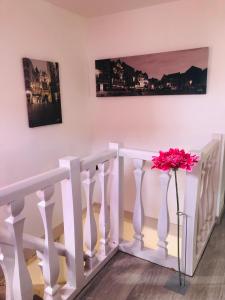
95 47 209 97
23 58 62 127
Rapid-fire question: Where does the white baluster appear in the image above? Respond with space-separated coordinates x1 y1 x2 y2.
0 245 15 300
37 186 61 300
132 159 145 250
198 167 208 243
98 161 110 258
156 170 171 258
206 158 216 229
83 167 98 268
5 198 33 300
200 166 209 241
196 168 203 249
109 142 124 246
204 160 213 236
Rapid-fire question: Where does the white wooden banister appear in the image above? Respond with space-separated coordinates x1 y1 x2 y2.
118 145 182 272
98 161 110 258
181 135 222 276
60 157 84 289
37 186 61 300
119 148 157 161
157 170 171 258
83 166 98 268
132 159 145 250
0 134 223 299
5 198 33 300
81 150 117 172
0 168 69 206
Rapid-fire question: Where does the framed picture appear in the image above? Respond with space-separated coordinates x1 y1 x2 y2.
95 47 209 97
22 58 62 127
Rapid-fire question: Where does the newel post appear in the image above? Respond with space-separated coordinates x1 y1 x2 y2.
109 142 124 245
59 157 84 289
182 155 201 276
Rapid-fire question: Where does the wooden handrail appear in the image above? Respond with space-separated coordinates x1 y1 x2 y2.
119 147 157 161
80 150 117 171
0 167 69 206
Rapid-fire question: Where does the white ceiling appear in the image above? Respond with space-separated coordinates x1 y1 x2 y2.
44 0 180 18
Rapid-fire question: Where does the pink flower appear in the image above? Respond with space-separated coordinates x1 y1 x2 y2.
151 148 199 172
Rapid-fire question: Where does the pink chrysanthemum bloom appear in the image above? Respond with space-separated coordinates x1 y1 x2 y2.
151 148 199 171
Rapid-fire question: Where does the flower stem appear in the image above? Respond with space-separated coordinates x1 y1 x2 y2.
174 169 182 286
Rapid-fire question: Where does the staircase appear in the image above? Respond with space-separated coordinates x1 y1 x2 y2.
0 134 224 300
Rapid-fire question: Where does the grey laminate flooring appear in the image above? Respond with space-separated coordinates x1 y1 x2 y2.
76 214 225 300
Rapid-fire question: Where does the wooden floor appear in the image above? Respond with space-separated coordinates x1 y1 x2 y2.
76 214 225 300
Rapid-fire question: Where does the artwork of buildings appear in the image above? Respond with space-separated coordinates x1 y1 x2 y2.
95 47 208 97
23 58 62 127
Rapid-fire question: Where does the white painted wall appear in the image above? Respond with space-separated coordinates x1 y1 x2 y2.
87 0 225 222
1 0 225 232
0 0 91 235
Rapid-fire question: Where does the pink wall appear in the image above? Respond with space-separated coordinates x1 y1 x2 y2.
0 0 90 235
1 0 225 229
87 0 225 151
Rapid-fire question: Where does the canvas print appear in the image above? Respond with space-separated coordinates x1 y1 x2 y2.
95 47 209 97
23 58 62 127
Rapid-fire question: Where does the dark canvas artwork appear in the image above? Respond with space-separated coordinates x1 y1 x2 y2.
95 47 209 97
23 58 62 127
